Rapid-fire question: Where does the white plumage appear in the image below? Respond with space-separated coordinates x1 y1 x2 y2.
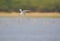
19 9 31 15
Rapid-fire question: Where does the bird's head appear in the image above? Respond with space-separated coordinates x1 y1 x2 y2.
19 9 22 12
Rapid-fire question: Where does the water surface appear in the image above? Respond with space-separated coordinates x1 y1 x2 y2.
0 17 60 41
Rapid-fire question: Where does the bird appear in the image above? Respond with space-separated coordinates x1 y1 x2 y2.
19 9 31 15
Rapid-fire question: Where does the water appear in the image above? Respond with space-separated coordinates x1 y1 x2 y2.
0 17 60 41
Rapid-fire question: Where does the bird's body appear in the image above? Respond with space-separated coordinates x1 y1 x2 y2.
19 9 24 15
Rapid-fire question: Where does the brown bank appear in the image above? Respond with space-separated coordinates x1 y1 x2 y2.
0 12 60 18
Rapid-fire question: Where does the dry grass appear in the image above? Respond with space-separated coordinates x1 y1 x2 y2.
25 12 60 18
0 12 60 18
0 12 19 17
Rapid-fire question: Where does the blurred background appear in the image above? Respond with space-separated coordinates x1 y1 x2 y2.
0 0 60 12
0 0 60 41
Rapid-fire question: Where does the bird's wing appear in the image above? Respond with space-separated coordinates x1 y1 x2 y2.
24 10 31 12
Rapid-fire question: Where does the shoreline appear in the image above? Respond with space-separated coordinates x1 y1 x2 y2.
0 12 60 18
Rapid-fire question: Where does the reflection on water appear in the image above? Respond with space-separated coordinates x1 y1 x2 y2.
0 17 60 41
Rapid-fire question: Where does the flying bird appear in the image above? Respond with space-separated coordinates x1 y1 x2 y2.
19 9 31 15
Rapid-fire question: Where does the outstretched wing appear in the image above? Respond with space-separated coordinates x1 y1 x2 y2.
23 10 31 13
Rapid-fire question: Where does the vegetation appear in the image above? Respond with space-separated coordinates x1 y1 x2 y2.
0 0 60 12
